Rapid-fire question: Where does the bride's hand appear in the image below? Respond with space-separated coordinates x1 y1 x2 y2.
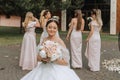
42 58 50 61
41 57 50 63
55 59 68 65
37 55 42 61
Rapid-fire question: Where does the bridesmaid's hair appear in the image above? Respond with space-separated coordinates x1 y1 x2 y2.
46 17 59 28
39 10 46 23
91 9 103 28
43 10 50 18
39 10 50 27
74 10 82 31
91 9 97 16
23 12 34 28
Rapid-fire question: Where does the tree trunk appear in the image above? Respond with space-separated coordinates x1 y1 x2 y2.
61 10 67 31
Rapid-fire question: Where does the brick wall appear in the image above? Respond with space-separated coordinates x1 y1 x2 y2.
0 15 21 27
117 0 120 32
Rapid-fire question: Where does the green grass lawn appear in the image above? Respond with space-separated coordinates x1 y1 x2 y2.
0 27 118 46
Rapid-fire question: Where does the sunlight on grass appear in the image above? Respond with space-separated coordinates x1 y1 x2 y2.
0 27 118 46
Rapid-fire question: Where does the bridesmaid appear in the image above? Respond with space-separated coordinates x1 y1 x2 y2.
19 12 40 70
85 9 103 71
39 10 51 45
66 10 85 68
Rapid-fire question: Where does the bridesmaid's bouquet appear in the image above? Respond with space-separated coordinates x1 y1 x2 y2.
37 40 62 63
87 17 93 24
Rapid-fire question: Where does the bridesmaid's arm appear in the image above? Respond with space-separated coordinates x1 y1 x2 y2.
66 19 73 40
55 58 68 65
40 18 44 28
80 18 85 32
22 23 26 32
86 24 94 42
34 18 40 27
41 18 47 28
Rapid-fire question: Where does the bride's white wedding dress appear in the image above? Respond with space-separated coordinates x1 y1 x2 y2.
21 40 80 80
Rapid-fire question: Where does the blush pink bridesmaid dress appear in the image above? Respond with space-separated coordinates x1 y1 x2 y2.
70 27 83 68
85 21 101 71
19 21 37 70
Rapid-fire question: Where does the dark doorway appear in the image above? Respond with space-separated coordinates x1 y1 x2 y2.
67 0 110 32
82 0 110 32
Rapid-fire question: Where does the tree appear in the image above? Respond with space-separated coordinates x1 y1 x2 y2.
0 0 84 32
66 0 84 29
0 0 84 17
0 0 46 33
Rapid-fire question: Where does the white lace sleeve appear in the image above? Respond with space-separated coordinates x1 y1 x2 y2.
60 46 70 67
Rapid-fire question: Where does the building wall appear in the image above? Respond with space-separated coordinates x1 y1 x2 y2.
117 0 120 32
0 15 21 27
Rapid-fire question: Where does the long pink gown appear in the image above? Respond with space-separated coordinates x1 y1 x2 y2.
19 21 37 70
85 21 101 71
70 27 82 68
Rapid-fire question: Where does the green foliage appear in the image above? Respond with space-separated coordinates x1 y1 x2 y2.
0 0 16 15
61 0 71 10
0 0 84 16
0 0 45 16
70 0 84 9
0 27 118 46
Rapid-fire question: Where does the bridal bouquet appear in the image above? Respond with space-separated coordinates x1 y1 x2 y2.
37 40 62 63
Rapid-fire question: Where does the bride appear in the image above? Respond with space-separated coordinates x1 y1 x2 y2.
39 10 60 45
20 17 81 80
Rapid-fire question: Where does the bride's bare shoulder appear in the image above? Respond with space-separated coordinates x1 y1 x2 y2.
56 37 66 48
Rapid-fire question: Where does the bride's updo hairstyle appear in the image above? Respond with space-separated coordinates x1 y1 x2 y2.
46 16 59 28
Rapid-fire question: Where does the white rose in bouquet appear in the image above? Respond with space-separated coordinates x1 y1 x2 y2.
37 45 44 53
37 40 62 63
39 50 47 58
37 45 47 58
51 47 63 61
51 53 59 61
